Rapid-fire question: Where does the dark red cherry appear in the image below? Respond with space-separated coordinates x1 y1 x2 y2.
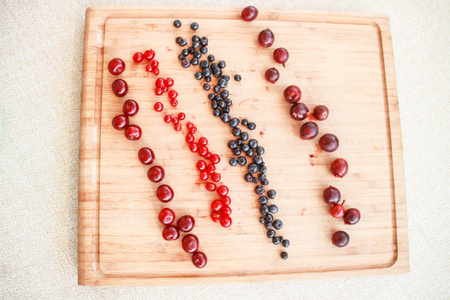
283 85 302 104
124 124 141 140
181 234 199 253
241 6 258 21
319 134 339 152
323 186 341 206
258 29 275 48
111 115 129 130
156 184 174 202
265 68 279 83
138 147 155 165
148 165 165 183
331 158 348 178
177 215 195 232
192 251 207 268
108 58 125 75
273 48 289 66
112 79 128 97
300 122 319 140
123 99 139 116
158 208 175 225
344 208 361 225
290 102 309 120
313 105 329 121
332 231 349 247
162 225 180 241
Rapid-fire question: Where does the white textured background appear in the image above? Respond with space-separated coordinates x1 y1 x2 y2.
0 0 449 299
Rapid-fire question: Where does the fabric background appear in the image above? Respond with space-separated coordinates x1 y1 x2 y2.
0 0 449 299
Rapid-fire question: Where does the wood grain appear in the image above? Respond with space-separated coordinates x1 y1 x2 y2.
78 6 408 286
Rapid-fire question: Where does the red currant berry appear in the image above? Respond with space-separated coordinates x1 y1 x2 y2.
165 78 174 87
220 216 232 228
108 58 125 75
164 115 172 123
177 215 195 232
133 52 144 63
145 64 153 72
199 146 208 157
211 173 221 182
124 125 142 140
112 79 128 97
221 205 232 216
196 160 207 171
168 90 178 99
185 133 194 143
199 171 208 181
174 123 182 131
211 200 223 212
158 208 175 225
206 164 215 174
178 112 186 120
206 183 217 191
186 122 194 129
155 87 163 96
155 77 165 88
170 99 178 107
154 102 164 112
163 85 168 92
330 203 345 218
211 212 220 223
156 184 174 202
221 196 231 206
181 234 199 253
205 152 211 159
241 6 258 21
138 147 155 165
172 117 179 124
162 225 180 241
331 158 348 178
123 99 139 116
283 85 302 104
198 137 208 146
151 60 159 68
217 185 229 196
144 49 155 61
192 251 207 268
210 154 220 164
112 115 129 130
153 68 160 75
147 165 165 183
189 142 198 152
189 126 197 134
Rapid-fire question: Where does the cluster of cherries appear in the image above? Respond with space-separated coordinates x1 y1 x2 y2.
133 48 234 228
108 55 207 268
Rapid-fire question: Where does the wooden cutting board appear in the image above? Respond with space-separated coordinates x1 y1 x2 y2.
78 6 408 286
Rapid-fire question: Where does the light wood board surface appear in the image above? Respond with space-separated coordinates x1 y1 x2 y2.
78 6 408 286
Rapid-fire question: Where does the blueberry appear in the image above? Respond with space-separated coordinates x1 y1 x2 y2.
228 140 237 149
246 149 254 157
208 93 215 100
203 83 210 91
267 189 276 199
223 106 230 113
213 69 222 78
194 72 203 80
241 119 248 126
255 185 265 195
229 118 239 128
200 46 208 54
273 219 283 230
222 75 231 81
256 146 265 155
211 100 218 109
265 222 273 229
220 113 231 123
173 20 182 28
259 173 267 181
181 58 191 68
237 156 247 166
260 165 267 173
265 214 273 223
176 36 187 46
248 163 258 174
241 144 250 152
215 94 223 101
192 35 200 42
225 99 232 106
200 60 209 69
272 236 281 245
229 158 238 166
244 173 253 182
200 36 208 46
254 155 263 165
258 196 268 205
262 179 269 185
218 60 226 68
218 100 226 109
213 109 221 117
252 177 259 184
249 139 258 149
236 139 243 146
248 122 256 130
194 50 201 58
282 239 290 248
232 127 241 137
210 63 219 70
218 78 228 88
202 68 211 77
178 54 185 61
192 41 200 49
190 22 199 30
234 74 241 81
267 229 275 238
188 46 195 54
214 85 220 93
208 54 215 62
260 217 266 224
221 90 229 99
191 58 198 65
241 132 249 141
233 148 241 155
280 252 288 260
182 49 189 56
269 205 278 214
204 76 211 82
